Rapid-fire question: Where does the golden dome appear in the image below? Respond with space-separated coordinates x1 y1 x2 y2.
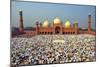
54 17 61 24
42 20 49 27
65 20 71 28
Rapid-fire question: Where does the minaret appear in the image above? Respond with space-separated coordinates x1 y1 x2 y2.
40 22 42 27
88 15 91 33
19 11 24 32
36 21 39 35
74 20 78 34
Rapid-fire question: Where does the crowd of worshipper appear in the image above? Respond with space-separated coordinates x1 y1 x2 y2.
11 34 96 66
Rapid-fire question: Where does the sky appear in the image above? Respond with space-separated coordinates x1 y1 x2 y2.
11 1 96 29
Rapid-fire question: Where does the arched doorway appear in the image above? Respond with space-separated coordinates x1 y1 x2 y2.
55 26 60 34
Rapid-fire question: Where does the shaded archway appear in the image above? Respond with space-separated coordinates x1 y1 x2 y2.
55 26 60 34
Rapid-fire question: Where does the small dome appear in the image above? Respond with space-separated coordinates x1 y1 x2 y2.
54 17 61 24
65 20 71 28
42 20 49 27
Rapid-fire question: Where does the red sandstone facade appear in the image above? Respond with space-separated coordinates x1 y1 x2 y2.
35 21 78 35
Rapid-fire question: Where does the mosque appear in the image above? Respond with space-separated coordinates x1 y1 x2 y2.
12 11 96 37
35 17 78 35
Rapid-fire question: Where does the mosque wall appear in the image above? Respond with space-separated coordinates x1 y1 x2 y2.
62 28 76 34
38 27 53 34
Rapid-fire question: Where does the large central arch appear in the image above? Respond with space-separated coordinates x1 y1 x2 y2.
55 26 60 34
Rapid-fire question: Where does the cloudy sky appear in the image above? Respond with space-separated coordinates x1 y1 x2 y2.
11 1 96 29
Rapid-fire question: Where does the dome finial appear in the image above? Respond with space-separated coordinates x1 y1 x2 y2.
74 17 78 24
